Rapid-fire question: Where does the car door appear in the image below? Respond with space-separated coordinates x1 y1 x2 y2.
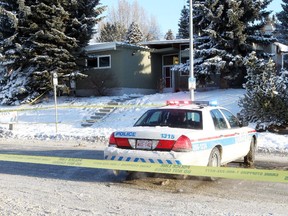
220 109 251 159
210 109 246 164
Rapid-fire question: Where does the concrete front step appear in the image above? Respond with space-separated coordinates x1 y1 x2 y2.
86 119 98 123
107 102 119 106
81 100 120 127
92 112 106 117
99 108 113 113
81 122 93 127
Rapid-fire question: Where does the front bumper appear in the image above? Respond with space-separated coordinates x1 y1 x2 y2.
104 147 210 166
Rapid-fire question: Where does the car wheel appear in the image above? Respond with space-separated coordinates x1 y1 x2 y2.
244 138 256 167
205 147 221 181
208 147 221 167
112 170 120 176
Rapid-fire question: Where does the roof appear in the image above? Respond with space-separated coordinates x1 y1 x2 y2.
86 42 150 53
140 39 190 53
86 39 190 54
274 42 288 53
140 39 190 46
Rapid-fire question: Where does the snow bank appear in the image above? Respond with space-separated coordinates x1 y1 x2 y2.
0 89 287 154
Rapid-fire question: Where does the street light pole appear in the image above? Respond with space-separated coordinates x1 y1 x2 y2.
189 0 195 101
52 72 58 134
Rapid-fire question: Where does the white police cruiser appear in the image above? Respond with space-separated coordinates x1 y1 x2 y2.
104 101 257 168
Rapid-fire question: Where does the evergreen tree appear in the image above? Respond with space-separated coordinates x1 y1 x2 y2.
125 22 143 45
177 5 189 39
64 0 105 48
98 22 126 42
239 52 288 128
276 0 288 44
0 0 104 104
165 29 175 40
192 0 275 88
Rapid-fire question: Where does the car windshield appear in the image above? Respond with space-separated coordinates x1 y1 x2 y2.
134 109 203 129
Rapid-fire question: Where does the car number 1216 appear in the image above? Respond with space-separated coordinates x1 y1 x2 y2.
161 133 175 139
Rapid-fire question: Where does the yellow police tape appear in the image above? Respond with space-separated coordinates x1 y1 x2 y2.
0 103 165 113
0 153 287 183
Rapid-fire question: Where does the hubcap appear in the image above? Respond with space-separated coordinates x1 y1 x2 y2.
212 153 219 166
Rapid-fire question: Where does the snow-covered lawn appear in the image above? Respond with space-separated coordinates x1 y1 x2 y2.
0 89 287 154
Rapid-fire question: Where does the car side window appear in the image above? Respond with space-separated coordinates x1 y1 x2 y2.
220 109 240 128
186 111 202 129
210 109 228 130
148 111 161 123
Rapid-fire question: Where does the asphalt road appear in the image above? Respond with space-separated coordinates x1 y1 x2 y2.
0 139 287 215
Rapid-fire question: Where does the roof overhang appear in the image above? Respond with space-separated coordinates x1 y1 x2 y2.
86 42 150 53
140 39 190 46
150 47 179 54
274 42 288 53
86 42 117 53
140 39 189 52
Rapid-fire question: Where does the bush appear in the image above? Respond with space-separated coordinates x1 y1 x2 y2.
239 52 288 129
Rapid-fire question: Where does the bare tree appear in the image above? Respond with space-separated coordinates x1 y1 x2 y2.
98 0 161 42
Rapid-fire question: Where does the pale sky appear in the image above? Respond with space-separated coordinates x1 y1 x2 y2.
99 0 283 38
100 0 186 37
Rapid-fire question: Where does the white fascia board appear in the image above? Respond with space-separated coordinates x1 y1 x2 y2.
86 42 150 53
140 39 190 46
85 42 117 53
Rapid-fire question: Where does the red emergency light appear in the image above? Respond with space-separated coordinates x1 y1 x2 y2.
166 100 192 106
166 100 217 106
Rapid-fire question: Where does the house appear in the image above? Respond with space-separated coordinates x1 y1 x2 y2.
76 34 288 97
271 42 288 71
141 39 190 93
253 18 288 72
76 42 157 96
76 39 190 96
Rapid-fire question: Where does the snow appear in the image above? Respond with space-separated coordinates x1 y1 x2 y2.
274 42 288 53
0 89 287 154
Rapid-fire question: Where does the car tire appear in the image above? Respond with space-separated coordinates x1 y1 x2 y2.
205 147 221 181
244 138 256 167
112 170 120 176
208 147 221 167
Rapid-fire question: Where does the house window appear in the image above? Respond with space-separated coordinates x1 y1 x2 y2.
87 55 111 69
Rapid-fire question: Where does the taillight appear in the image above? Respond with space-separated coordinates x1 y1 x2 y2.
172 135 192 152
108 133 132 149
109 133 117 147
155 140 175 150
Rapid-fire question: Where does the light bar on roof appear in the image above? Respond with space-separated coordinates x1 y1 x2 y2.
166 100 218 106
166 100 192 106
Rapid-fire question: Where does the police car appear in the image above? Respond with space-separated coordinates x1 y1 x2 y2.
104 100 257 168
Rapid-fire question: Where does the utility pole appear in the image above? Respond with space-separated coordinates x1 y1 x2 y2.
52 72 58 134
189 0 196 101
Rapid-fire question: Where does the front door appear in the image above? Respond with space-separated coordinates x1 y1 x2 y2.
162 66 174 92
162 54 178 93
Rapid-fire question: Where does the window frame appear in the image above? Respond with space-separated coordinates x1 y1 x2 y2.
134 109 203 130
210 109 228 130
87 55 111 69
220 109 241 128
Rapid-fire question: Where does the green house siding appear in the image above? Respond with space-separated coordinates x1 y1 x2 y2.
77 45 156 96
116 49 155 89
77 40 192 96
